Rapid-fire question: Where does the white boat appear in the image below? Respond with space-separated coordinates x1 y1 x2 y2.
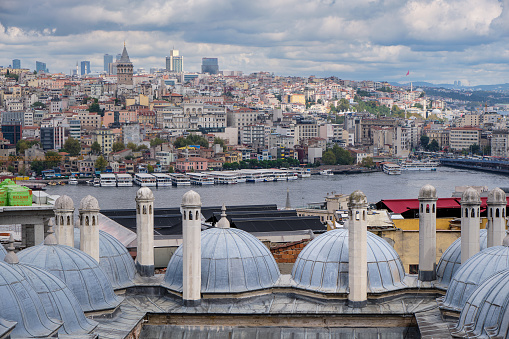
93 177 100 187
213 171 238 184
187 172 214 185
259 169 275 182
152 173 172 187
285 170 299 180
400 160 439 171
320 169 334 176
294 168 311 178
236 172 247 183
382 163 402 175
242 170 264 183
116 173 133 187
169 173 191 186
274 170 287 181
134 173 157 187
100 173 117 187
68 176 78 185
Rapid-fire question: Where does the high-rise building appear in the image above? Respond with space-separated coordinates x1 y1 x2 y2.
201 58 219 74
35 61 48 73
117 43 133 86
166 49 183 73
80 61 91 75
12 59 20 69
104 54 113 72
116 54 122 61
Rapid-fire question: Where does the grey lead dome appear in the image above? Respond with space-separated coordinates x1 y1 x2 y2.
487 187 506 204
461 187 481 204
164 227 280 293
418 184 437 199
54 194 74 210
0 244 6 261
136 187 154 200
79 195 100 211
291 229 406 293
181 189 201 207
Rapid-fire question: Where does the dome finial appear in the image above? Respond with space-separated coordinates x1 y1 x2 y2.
44 219 58 245
216 203 230 229
4 234 19 264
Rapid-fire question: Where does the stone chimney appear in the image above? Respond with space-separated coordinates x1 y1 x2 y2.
79 195 100 262
135 187 155 277
348 190 368 308
487 187 507 248
460 187 481 264
418 184 437 281
54 195 75 247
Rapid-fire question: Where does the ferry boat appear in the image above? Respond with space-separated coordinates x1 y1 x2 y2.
259 169 275 182
169 173 191 186
68 176 78 185
236 172 247 183
213 171 238 184
115 173 133 187
295 168 311 178
133 173 157 187
382 163 402 175
152 173 172 187
400 160 439 171
100 173 117 187
274 170 287 181
93 177 100 187
320 169 334 176
187 172 214 185
242 170 265 183
285 170 299 180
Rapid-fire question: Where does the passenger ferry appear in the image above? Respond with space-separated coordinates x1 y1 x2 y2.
259 169 275 182
294 167 311 178
213 171 238 184
382 163 402 175
169 173 191 186
133 173 157 186
152 173 172 187
236 172 247 183
242 170 265 183
100 173 117 187
187 172 214 185
116 173 133 187
285 170 299 180
320 169 334 176
274 170 288 181
68 176 78 185
400 160 439 171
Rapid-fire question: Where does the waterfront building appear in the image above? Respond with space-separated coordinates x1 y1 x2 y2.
449 127 481 151
491 129 509 157
175 156 209 172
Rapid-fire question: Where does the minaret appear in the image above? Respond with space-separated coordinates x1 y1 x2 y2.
486 187 507 247
460 187 481 264
54 195 75 247
135 187 155 277
79 195 100 262
348 190 368 308
181 190 202 306
418 184 437 281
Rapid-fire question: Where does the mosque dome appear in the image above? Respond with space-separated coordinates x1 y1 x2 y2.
54 194 74 210
73 228 136 290
435 229 487 290
181 190 201 207
0 243 6 261
0 261 62 337
432 108 441 115
79 195 99 211
17 238 123 312
419 184 437 199
439 242 509 313
348 190 367 206
291 229 406 293
136 187 154 200
164 227 280 293
487 187 506 204
452 268 509 338
461 187 481 204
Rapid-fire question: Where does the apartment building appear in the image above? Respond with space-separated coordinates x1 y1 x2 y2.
449 127 481 151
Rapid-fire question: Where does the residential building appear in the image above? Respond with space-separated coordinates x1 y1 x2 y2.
491 130 509 157
92 128 115 154
175 157 208 172
449 127 481 151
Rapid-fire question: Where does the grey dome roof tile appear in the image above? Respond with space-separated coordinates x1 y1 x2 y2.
291 229 406 294
461 187 481 204
55 194 74 210
8 262 98 335
0 261 62 337
0 244 6 261
419 184 437 199
435 229 487 290
452 268 509 338
79 195 99 211
0 318 16 338
136 187 154 200
487 187 506 204
440 245 509 312
73 229 136 290
17 243 123 312
164 228 280 293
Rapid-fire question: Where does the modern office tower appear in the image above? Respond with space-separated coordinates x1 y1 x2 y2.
104 54 113 72
116 53 122 61
80 61 91 75
12 59 20 69
201 57 219 74
166 49 183 73
35 61 48 73
117 43 133 86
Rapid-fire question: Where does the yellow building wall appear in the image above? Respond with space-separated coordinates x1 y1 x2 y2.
139 94 149 107
393 217 487 230
290 94 305 105
125 98 136 107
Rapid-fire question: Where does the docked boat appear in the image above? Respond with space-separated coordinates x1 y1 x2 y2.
93 177 100 187
400 160 439 171
169 173 191 186
100 173 117 187
133 173 157 187
242 170 265 183
187 172 214 185
116 173 133 187
382 163 402 175
285 170 299 180
213 171 238 184
320 169 334 176
68 176 78 185
152 173 172 187
293 167 311 178
259 169 275 182
274 170 287 181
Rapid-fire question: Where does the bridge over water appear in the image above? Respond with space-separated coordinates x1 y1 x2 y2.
440 157 509 175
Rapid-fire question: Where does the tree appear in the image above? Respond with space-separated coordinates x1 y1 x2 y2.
420 135 430 149
360 157 374 168
337 98 350 112
17 139 39 155
112 141 125 153
45 151 61 168
127 142 137 151
147 164 154 173
331 145 354 165
168 166 174 173
7 165 15 174
136 144 148 152
63 137 81 156
31 102 45 109
321 150 336 165
469 143 480 155
88 103 101 113
173 135 209 148
91 141 101 155
428 139 440 152
30 160 45 175
94 155 108 172
150 138 165 148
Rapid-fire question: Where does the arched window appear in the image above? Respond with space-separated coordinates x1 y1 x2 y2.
137 205 140 214
489 208 493 218
80 216 83 226
421 204 423 213
183 212 186 220
426 204 430 213
196 211 199 219
92 216 96 226
496 208 500 218
189 211 193 220
149 205 152 215
465 208 468 218
355 211 360 220
432 204 435 213
363 210 366 220
477 208 480 217
60 216 64 225
67 216 71 225
85 216 89 226
503 209 506 218
471 208 475 218
143 206 147 214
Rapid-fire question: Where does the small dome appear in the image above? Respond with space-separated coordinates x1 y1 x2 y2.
79 195 99 211
54 195 74 210
418 184 437 199
452 268 509 338
164 228 280 293
74 228 136 290
439 245 509 312
8 262 97 335
181 190 201 207
17 243 123 312
487 187 506 204
136 187 154 200
0 318 16 338
0 244 6 261
432 108 441 114
461 187 481 204
435 229 487 290
0 261 61 337
291 229 406 293
348 190 367 207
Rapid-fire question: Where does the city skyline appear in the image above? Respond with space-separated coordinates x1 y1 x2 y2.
1 0 509 84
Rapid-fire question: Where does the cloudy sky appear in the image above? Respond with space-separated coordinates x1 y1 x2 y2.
1 0 509 85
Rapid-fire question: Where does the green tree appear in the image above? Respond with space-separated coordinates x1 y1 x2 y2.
63 137 81 156
126 142 137 151
337 98 350 112
91 141 101 155
7 165 15 174
360 157 374 168
45 151 61 168
321 150 336 165
420 135 430 149
147 164 154 173
168 166 175 173
428 139 440 152
150 138 165 148
31 102 45 109
94 155 108 172
112 141 125 153
174 135 209 148
469 143 480 155
88 102 101 113
331 145 354 165
30 160 45 175
136 144 148 152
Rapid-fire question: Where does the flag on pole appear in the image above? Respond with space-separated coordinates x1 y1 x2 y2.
406 70 410 76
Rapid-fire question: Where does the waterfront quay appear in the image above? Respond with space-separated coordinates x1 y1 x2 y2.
440 157 509 175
